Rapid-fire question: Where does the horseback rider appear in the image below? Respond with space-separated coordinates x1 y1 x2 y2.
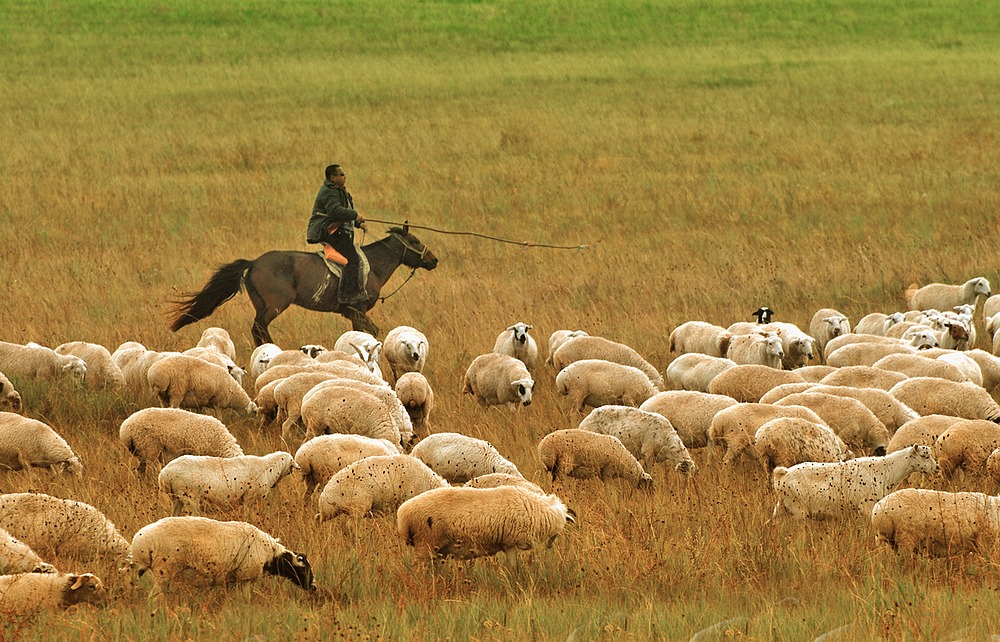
307 164 368 307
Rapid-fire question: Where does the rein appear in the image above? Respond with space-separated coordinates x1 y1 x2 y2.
366 230 425 303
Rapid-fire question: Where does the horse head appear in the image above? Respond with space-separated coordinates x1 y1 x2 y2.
388 226 439 271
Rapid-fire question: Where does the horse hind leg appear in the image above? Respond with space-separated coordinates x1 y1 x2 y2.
345 309 381 338
246 280 286 346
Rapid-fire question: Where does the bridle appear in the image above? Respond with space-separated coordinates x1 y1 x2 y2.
377 231 428 303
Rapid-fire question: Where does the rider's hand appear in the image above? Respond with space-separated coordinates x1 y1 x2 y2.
356 215 367 230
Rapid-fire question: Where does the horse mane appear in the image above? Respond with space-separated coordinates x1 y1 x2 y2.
386 226 408 237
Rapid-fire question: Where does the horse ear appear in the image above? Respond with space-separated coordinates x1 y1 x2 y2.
402 220 409 235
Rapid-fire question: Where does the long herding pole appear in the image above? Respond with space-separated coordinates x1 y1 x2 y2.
363 218 589 251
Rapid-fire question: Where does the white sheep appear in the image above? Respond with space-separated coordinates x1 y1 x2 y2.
0 527 55 575
158 451 298 515
756 382 815 404
272 371 348 439
266 349 320 370
707 364 806 403
886 414 963 454
872 489 1000 556
147 354 257 416
294 434 400 499
753 417 852 473
771 445 940 520
0 412 82 477
0 492 131 563
552 335 663 388
395 372 434 436
578 405 695 477
808 308 851 363
905 277 991 311
824 332 906 354
410 432 522 484
854 312 905 336
383 325 428 383
794 384 919 435
708 403 829 466
725 333 784 369
0 372 21 413
794 365 838 382
119 407 244 475
332 330 384 378
293 377 414 447
463 352 535 410
299 385 404 448
317 454 448 519
665 353 737 392
761 321 816 370
0 572 107 614
555 359 658 413
889 377 1000 422
54 341 125 390
775 391 889 456
873 353 969 383
255 360 385 395
962 349 1000 395
130 516 314 594
115 346 179 390
537 428 652 488
493 322 540 371
825 342 917 368
182 346 247 386
546 330 589 366
933 419 1000 479
195 327 238 361
397 485 574 560
464 473 546 495
249 343 283 379
818 365 908 391
668 321 733 358
639 390 739 449
0 341 87 384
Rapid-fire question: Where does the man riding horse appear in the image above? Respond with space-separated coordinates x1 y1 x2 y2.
307 163 368 307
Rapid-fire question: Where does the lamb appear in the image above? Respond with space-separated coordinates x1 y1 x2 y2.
493 322 540 371
0 412 83 476
708 403 829 465
551 335 663 388
158 451 298 515
54 341 125 390
294 434 400 498
0 372 20 413
0 572 107 614
397 485 574 560
147 354 257 416
537 429 653 488
578 405 695 476
130 516 314 594
932 419 1000 478
789 384 919 435
872 489 1000 556
905 277 991 311
0 341 87 384
545 330 589 365
0 528 55 575
249 343 283 379
818 365 908 391
753 417 852 473
775 392 889 456
639 390 739 449
383 325 429 383
317 454 448 519
410 432 522 483
464 473 546 495
854 312 906 336
889 377 1000 422
771 445 940 520
873 353 969 383
555 359 658 413
299 385 404 448
809 308 851 363
463 352 535 410
665 353 737 392
707 364 806 403
725 333 784 369
668 321 733 358
825 341 917 368
395 372 434 436
119 407 244 475
195 327 238 361
0 492 131 563
886 415 963 454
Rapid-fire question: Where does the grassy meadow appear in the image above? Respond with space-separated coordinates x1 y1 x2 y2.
2 0 1000 638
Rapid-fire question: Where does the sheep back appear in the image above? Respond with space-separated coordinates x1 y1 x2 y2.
578 405 694 476
295 434 401 497
933 419 1000 478
708 365 805 403
537 429 651 488
890 377 1000 422
410 432 521 484
872 489 1000 556
119 407 244 474
552 335 662 388
640 390 738 449
0 412 82 476
0 493 130 563
555 359 657 412
317 454 448 518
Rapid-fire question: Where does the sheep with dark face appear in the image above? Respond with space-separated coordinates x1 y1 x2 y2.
464 353 534 410
493 322 539 371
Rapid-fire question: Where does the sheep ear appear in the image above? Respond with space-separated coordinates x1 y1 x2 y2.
0 381 4 394
506 325 516 331
526 324 533 330
68 575 88 591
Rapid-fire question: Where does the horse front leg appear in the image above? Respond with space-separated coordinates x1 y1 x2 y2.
343 309 381 339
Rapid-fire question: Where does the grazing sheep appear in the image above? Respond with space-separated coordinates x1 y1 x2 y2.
54 341 125 390
794 365 837 383
317 454 448 519
182 346 247 386
0 528 55 575
410 432 521 484
889 377 1000 422
255 361 385 395
825 342 917 368
708 364 805 403
551 335 663 388
933 419 1000 479
249 343 283 379
537 429 652 488
886 415 963 454
0 493 131 563
708 403 829 466
725 333 784 369
395 372 434 436
332 330 384 378
818 365 908 391
771 445 940 520
0 412 82 477
556 359 658 413
119 407 244 475
775 392 889 456
300 385 404 448
887 324 941 349
130 516 314 594
640 391 739 449
254 378 283 427
272 372 346 440
194 327 238 361
854 312 906 336
578 405 695 476
825 333 907 354
0 341 87 384
753 417 852 473
463 352 535 410
545 330 589 366
932 351 983 387
757 382 816 404
116 347 180 390
0 372 20 413
147 354 257 416
905 277 991 311
0 572 107 614
873 353 969 383
305 378 414 447
262 348 316 370
383 325 428 383
464 473 546 495
294 434 400 499
872 489 1000 556
809 308 851 363
158 451 298 515
397 485 574 560
665 353 738 392
964 348 1000 392
668 321 733 358
791 384 919 435
493 322 540 371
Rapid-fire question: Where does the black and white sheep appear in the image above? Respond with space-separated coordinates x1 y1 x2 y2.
0 411 82 476
493 322 540 371
119 407 244 475
463 352 535 410
158 451 298 515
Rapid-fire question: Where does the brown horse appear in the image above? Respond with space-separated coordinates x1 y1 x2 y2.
169 226 438 345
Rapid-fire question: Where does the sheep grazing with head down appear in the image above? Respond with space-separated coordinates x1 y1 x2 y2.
825 341 917 368
556 359 657 413
546 330 589 366
158 451 298 516
54 341 125 390
552 335 663 389
317 454 448 519
195 327 238 361
0 373 20 413
0 341 87 385
493 322 540 371
753 417 853 474
775 391 889 457
147 354 257 416
0 527 55 575
464 352 535 411
873 353 969 383
182 346 247 386
0 572 107 614
395 372 434 436
708 403 829 466
294 434 400 499
383 325 428 384
538 429 652 489
932 419 1000 479
668 321 733 359
333 330 384 379
640 390 739 450
410 432 522 484
887 415 963 454
464 473 546 494
872 489 1000 557
708 364 805 403
578 405 695 477
0 412 83 477
905 277 991 311
119 407 244 475
300 382 407 449
665 353 737 392
808 308 851 363
890 377 1000 422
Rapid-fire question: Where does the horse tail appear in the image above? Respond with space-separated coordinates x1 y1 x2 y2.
169 259 253 332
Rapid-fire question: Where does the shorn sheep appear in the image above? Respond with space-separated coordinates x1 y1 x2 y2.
0 493 131 563
707 364 805 403
397 485 574 560
668 321 733 358
889 377 1000 422
905 277 991 311
294 434 400 499
147 354 257 415
551 335 663 388
158 452 298 515
771 445 940 520
808 308 851 363
0 411 83 476
555 359 658 413
119 407 244 475
463 353 535 410
578 405 695 476
54 341 125 390
410 432 522 484
537 429 653 488
395 372 434 436
665 353 737 392
0 372 20 413
0 572 107 614
130 516 314 594
639 390 739 449
493 322 539 371
317 454 448 519
0 527 55 575
753 417 852 473
932 419 1000 479
0 341 87 384
383 325 428 383
872 489 1000 557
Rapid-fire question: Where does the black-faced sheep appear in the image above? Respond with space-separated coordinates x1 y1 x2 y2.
463 352 534 410
493 322 539 371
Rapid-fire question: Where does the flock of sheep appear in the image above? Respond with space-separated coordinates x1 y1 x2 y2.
2 275 1000 614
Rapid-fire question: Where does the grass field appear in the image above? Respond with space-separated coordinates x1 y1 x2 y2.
2 0 1000 639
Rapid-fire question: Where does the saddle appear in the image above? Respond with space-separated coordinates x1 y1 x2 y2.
317 243 371 283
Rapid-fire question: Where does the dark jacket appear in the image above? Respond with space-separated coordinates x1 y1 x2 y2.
307 180 359 244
